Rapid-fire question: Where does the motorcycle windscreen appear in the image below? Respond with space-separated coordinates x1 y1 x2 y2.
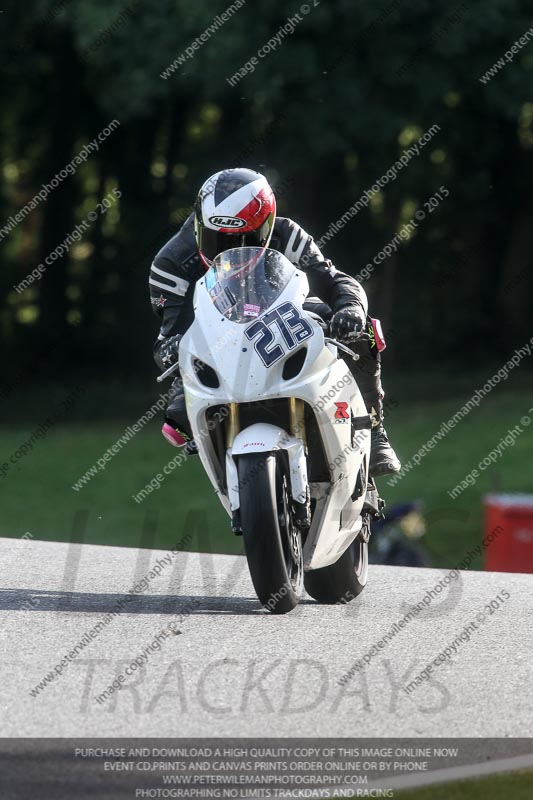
206 247 295 323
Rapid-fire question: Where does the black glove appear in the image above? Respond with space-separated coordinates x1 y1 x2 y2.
158 334 182 370
329 306 366 341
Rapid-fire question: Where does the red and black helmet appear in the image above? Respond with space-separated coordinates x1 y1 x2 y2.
194 168 276 268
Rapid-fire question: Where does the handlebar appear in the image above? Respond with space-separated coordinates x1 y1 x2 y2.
324 338 360 360
325 330 371 361
156 360 181 383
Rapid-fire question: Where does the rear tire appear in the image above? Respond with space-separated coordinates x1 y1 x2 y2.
238 452 303 614
304 517 369 604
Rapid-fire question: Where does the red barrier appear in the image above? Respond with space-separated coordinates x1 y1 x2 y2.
484 493 533 573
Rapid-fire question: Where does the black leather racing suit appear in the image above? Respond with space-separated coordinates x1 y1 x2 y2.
149 213 384 437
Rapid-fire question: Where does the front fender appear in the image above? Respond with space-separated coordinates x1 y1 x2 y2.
226 423 308 511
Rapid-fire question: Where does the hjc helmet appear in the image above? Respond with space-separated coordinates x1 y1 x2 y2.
194 168 276 268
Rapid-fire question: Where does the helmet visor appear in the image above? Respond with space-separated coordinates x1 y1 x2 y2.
197 213 274 265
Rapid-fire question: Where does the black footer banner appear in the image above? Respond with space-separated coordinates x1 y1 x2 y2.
1 738 532 799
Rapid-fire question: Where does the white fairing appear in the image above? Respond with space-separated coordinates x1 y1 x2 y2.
180 265 371 570
228 424 308 506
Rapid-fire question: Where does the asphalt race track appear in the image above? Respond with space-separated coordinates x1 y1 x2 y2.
1 536 532 738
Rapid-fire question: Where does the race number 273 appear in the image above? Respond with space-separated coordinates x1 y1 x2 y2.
244 302 313 367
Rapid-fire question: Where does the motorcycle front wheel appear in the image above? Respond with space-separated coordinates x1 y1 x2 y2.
304 516 369 604
238 452 303 614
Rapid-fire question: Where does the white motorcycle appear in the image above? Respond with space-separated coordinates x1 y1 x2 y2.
158 247 384 614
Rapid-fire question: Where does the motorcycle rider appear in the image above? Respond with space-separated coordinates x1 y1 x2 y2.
149 168 400 477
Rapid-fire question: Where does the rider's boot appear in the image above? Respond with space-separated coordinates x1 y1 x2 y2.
161 376 198 455
365 391 401 478
345 321 401 477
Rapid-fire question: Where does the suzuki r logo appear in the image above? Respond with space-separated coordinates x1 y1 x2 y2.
209 215 246 228
334 402 350 420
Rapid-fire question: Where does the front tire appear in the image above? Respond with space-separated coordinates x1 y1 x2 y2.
304 516 369 604
238 452 303 614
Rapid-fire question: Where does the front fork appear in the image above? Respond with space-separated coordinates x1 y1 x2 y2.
288 397 307 446
226 402 240 448
226 398 307 446
228 398 310 533
288 398 310 529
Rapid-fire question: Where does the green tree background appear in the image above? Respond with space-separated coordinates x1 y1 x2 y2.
1 0 532 379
